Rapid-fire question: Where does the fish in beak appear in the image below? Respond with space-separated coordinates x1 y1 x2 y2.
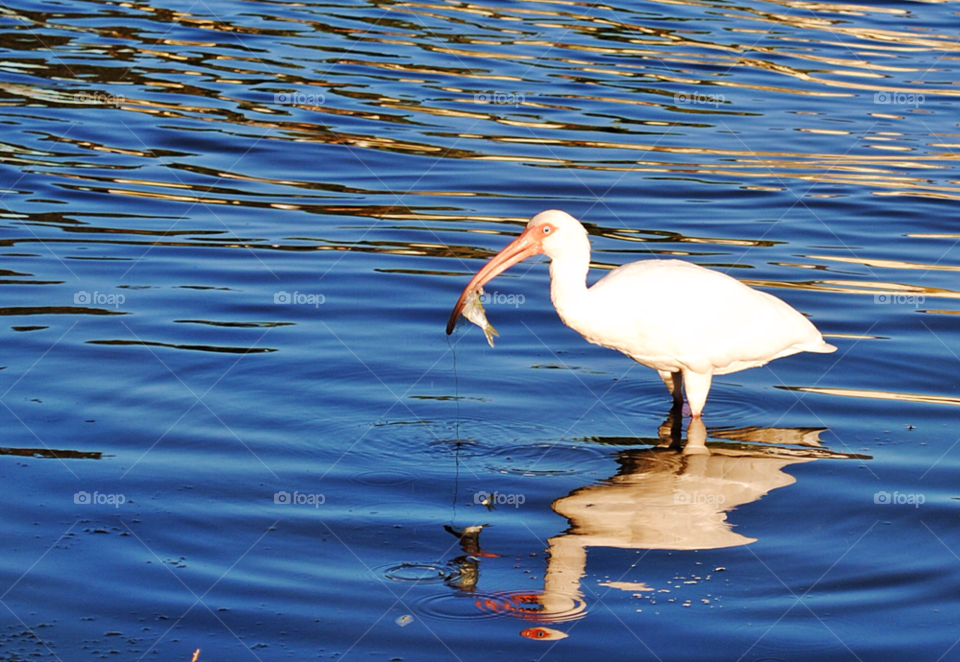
446 226 544 336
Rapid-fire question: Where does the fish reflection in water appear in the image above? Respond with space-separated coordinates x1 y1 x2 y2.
443 524 498 594
442 416 869 630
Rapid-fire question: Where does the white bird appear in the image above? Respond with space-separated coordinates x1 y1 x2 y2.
446 210 836 417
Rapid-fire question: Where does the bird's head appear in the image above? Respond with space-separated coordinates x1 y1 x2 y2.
445 210 589 334
527 209 589 261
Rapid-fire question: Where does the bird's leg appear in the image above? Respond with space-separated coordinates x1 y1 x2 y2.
658 370 684 409
680 370 712 418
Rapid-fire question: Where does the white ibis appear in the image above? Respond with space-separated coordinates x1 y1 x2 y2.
446 210 836 417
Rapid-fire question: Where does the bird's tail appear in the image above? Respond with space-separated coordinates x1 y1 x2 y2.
804 341 837 353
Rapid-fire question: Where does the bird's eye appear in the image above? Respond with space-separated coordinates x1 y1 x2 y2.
542 226 551 234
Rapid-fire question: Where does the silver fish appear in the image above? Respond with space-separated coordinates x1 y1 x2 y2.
460 287 499 347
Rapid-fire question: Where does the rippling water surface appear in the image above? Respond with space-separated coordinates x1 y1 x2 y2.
1 0 959 659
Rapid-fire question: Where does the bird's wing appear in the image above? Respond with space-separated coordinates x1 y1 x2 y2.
585 260 827 373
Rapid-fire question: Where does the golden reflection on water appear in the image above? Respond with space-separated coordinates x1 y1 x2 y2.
742 278 960 300
781 386 960 408
806 255 960 272
1 204 953 309
0 446 102 460
2 0 958 197
1 0 957 336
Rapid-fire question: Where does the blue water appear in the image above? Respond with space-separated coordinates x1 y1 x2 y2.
0 0 959 659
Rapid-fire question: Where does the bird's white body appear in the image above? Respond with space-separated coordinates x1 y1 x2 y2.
448 210 836 416
552 256 832 376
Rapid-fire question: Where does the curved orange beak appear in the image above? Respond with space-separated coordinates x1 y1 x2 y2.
446 227 544 335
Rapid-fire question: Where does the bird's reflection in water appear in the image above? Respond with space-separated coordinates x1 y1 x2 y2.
443 414 870 628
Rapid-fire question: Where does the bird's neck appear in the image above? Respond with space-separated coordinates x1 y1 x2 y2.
549 251 590 326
